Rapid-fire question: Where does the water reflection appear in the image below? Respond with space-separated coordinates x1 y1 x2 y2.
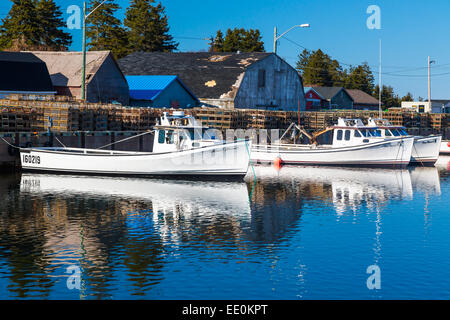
0 162 445 299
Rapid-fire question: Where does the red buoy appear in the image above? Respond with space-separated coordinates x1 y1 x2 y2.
274 157 282 170
447 141 450 148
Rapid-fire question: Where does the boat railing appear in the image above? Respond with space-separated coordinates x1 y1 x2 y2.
33 146 143 155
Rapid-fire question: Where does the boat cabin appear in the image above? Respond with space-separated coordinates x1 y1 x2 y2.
152 111 220 153
314 118 384 147
367 118 409 138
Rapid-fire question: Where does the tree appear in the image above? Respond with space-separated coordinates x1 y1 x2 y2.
300 49 341 87
295 49 311 74
373 85 400 109
35 0 72 50
401 92 414 102
0 0 41 50
124 0 178 53
0 0 71 51
345 62 375 95
210 30 224 52
212 28 264 52
86 0 128 59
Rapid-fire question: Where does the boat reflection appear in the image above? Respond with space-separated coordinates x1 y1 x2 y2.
410 166 441 195
20 174 252 243
250 165 414 215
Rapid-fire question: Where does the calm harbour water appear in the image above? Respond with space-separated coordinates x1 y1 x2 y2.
0 157 449 300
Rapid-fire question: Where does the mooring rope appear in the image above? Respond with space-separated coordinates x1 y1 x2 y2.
244 139 257 202
0 136 20 149
394 138 403 169
54 136 67 148
412 140 425 167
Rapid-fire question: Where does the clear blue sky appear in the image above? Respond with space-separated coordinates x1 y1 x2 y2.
1 0 450 99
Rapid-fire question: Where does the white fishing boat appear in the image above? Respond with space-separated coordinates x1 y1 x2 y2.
367 118 441 165
440 140 450 155
251 118 414 168
19 111 251 178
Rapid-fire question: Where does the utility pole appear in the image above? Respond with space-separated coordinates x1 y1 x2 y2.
81 0 108 101
428 56 435 109
273 26 277 54
81 2 87 101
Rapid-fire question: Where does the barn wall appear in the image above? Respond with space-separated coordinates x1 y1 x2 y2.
234 54 306 111
87 55 129 105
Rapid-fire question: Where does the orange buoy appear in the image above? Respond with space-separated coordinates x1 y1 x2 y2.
274 157 282 170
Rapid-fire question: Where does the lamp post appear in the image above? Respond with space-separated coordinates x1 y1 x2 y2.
428 56 436 110
273 24 310 54
81 0 108 101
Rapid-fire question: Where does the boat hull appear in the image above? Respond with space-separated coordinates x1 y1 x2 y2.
251 137 414 168
20 140 251 178
440 140 450 155
410 135 442 165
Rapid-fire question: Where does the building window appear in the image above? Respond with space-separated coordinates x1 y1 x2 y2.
258 69 266 88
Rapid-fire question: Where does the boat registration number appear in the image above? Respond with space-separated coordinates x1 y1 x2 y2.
22 154 41 165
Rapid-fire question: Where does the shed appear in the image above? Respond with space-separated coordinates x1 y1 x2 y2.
27 51 129 105
0 52 55 98
126 75 199 108
118 52 306 111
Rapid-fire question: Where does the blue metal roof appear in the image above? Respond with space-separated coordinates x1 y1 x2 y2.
126 75 178 101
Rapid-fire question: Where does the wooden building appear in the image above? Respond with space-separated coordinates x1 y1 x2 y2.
118 52 306 111
126 75 199 108
0 52 55 98
28 51 129 105
304 86 381 110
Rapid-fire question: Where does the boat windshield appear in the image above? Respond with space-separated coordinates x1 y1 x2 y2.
358 129 381 137
389 129 408 136
181 128 206 141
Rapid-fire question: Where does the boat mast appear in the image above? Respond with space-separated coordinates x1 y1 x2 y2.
378 39 382 119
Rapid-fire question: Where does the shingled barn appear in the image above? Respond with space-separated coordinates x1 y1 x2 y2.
118 52 306 111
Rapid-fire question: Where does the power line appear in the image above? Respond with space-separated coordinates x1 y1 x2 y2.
281 36 450 77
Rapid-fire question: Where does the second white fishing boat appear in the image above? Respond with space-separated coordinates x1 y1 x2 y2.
440 140 450 155
19 111 251 178
367 118 441 165
251 118 414 168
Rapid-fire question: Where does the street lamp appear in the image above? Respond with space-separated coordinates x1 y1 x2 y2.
428 56 436 109
273 24 310 54
81 0 108 101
